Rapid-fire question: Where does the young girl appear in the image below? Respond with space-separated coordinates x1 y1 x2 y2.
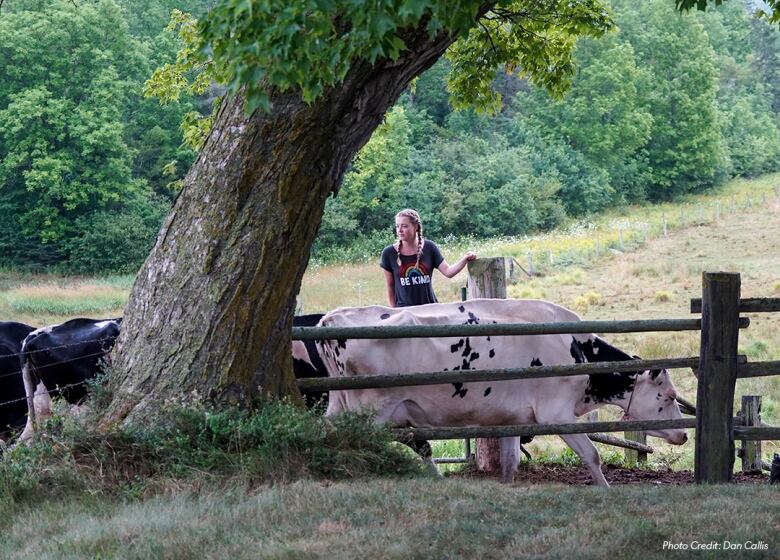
380 209 476 307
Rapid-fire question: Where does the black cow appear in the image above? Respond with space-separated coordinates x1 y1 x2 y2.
19 317 121 440
292 313 327 408
0 321 35 438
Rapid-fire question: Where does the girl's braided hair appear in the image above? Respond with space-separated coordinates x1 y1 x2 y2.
393 209 424 268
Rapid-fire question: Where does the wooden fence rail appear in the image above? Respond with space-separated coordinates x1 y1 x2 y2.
396 418 699 441
691 298 780 313
736 361 780 378
296 356 729 392
293 317 749 341
396 419 779 442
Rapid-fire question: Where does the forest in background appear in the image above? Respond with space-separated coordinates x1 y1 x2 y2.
1 0 779 272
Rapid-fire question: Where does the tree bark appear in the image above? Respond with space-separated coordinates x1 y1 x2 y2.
101 21 464 428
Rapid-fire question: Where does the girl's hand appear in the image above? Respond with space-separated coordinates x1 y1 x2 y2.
464 251 477 261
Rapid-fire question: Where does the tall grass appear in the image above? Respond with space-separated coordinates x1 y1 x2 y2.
2 284 127 315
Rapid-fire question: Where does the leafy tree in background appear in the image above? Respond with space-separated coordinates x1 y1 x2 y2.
0 1 142 259
612 0 728 199
517 35 652 202
0 0 205 271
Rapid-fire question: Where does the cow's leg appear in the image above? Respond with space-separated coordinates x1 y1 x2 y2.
559 433 609 487
404 439 440 475
499 437 520 483
377 400 440 476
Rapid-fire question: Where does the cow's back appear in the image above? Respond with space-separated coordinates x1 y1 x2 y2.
23 317 121 404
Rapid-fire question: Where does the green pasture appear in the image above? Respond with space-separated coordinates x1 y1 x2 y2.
2 479 777 559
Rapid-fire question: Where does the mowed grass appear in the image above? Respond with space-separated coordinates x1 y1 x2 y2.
2 479 777 560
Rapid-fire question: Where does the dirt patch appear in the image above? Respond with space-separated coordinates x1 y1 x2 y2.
452 463 771 486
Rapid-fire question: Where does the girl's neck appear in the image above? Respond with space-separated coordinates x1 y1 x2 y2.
398 241 419 256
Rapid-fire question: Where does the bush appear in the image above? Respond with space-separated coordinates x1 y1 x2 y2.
0 399 425 508
62 194 170 274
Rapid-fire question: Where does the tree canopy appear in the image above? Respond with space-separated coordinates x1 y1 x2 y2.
3 0 780 272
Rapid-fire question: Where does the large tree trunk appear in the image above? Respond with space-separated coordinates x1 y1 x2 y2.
101 22 463 427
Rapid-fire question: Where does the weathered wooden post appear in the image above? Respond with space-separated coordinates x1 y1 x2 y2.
739 395 762 473
624 430 648 465
680 206 686 227
695 272 741 483
662 213 668 237
467 257 507 476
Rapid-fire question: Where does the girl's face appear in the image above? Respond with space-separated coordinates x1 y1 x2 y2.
395 216 418 243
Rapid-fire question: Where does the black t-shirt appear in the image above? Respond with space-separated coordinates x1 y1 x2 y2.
380 240 445 307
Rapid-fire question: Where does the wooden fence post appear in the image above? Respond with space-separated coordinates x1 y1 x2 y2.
467 257 507 476
624 429 647 465
739 396 762 473
662 213 668 237
695 272 741 483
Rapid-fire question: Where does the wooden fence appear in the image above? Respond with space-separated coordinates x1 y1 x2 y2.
292 272 780 483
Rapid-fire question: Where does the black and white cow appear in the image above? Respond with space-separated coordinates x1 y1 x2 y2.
19 317 122 440
293 313 442 465
292 314 328 408
0 321 35 439
314 299 688 486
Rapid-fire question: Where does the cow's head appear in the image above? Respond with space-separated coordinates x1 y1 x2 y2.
621 368 688 445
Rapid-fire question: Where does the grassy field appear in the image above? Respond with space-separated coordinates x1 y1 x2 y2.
2 479 778 559
2 174 780 558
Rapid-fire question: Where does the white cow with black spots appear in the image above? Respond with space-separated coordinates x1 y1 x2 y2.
315 299 687 486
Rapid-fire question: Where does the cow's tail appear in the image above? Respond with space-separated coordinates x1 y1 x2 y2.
20 358 37 440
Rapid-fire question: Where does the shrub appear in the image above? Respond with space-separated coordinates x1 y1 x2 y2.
583 291 604 306
653 291 673 303
62 194 170 274
0 399 425 507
